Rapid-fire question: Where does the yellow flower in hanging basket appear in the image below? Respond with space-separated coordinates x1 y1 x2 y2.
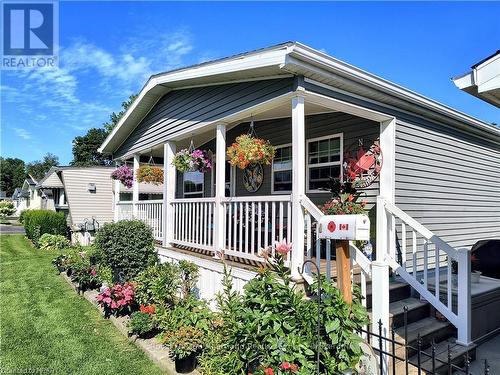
136 165 164 185
226 134 275 170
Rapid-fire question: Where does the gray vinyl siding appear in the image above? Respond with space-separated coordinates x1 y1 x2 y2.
395 119 500 251
61 168 115 226
175 112 380 209
115 78 294 158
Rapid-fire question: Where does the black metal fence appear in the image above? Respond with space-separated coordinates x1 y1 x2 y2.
360 307 490 375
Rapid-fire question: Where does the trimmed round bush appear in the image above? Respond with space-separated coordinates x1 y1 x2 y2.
95 220 158 281
22 210 67 247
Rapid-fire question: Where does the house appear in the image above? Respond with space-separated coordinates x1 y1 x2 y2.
36 166 116 244
98 42 500 372
453 50 500 107
17 175 42 211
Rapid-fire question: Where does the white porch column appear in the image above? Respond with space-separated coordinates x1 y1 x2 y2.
214 123 227 254
163 142 176 247
373 118 395 375
113 179 120 222
457 248 472 346
132 154 140 217
290 94 305 279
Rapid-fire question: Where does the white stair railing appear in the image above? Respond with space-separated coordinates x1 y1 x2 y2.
379 196 471 345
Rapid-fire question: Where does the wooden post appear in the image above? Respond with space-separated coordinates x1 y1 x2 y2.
336 239 352 304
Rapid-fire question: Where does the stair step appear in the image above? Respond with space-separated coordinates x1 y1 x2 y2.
369 297 430 328
406 339 476 375
365 281 411 309
393 317 456 358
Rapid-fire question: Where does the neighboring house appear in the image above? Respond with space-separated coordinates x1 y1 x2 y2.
99 42 500 371
453 50 500 107
37 166 115 244
17 175 42 211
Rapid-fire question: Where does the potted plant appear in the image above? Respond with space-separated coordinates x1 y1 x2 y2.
226 134 275 169
128 305 157 338
111 165 133 188
136 165 164 185
96 282 136 317
164 326 203 373
172 148 212 173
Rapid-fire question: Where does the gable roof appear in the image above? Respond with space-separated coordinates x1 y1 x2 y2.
99 41 500 155
37 166 64 188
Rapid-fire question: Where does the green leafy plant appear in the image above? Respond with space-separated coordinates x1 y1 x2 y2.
38 234 70 251
22 210 67 247
179 260 199 300
96 264 113 286
94 220 157 281
163 326 204 360
0 201 16 217
157 297 213 336
128 310 156 338
97 282 136 317
133 263 180 307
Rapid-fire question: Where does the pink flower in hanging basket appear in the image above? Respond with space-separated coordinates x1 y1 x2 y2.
111 165 133 188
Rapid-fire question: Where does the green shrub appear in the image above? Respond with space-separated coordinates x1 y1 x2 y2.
96 264 113 286
22 210 67 247
134 263 180 307
39 234 70 251
179 260 199 300
94 220 157 281
128 311 156 337
0 201 16 217
163 326 204 360
18 209 28 224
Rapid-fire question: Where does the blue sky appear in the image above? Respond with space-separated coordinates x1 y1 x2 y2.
1 1 499 164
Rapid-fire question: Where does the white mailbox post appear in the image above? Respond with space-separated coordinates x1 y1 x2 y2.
317 214 370 304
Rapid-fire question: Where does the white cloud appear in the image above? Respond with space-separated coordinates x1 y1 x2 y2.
13 128 32 140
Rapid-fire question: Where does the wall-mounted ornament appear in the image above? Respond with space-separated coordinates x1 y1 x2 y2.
243 163 264 193
343 138 383 188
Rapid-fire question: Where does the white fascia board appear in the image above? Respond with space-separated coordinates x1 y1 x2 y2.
452 72 475 90
288 43 499 137
98 48 289 154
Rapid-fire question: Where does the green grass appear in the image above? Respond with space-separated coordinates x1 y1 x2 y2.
0 235 166 375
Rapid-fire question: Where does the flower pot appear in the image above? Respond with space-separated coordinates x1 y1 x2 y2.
175 353 196 373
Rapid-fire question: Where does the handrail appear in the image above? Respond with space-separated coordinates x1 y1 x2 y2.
349 243 372 278
222 195 291 203
382 199 457 259
136 199 163 204
171 197 216 203
300 195 324 221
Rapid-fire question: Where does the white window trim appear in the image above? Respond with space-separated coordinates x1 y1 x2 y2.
210 155 235 197
271 143 293 195
183 171 205 198
306 133 343 194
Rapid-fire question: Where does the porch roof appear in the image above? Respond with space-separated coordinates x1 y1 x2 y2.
99 41 500 156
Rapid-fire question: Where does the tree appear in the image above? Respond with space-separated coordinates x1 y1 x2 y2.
71 128 112 166
26 153 59 181
103 94 138 133
0 157 26 196
69 94 137 167
0 201 16 217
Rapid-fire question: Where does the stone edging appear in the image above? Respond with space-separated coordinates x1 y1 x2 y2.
60 273 201 375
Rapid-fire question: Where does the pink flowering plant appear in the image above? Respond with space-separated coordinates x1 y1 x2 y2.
111 165 133 188
97 282 136 317
172 149 212 173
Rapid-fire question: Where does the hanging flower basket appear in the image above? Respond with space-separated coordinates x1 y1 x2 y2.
111 165 133 188
227 134 275 170
172 149 212 173
136 165 164 185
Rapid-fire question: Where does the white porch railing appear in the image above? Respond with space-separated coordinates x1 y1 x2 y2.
379 196 471 345
116 202 133 220
137 200 163 241
221 195 292 262
301 196 371 307
171 198 216 251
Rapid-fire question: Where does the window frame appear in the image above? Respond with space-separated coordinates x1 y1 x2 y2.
183 171 205 198
306 133 343 194
271 143 293 195
210 154 235 197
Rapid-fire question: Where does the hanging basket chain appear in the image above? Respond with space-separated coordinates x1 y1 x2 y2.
247 116 258 138
188 138 195 153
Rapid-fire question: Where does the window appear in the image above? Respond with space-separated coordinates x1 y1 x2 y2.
271 144 292 194
183 171 204 198
307 134 343 192
210 157 234 197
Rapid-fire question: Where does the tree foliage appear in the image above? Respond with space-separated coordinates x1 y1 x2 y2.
102 94 137 134
71 128 112 167
26 153 59 181
0 157 26 196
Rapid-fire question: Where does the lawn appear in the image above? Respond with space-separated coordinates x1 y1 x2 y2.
0 234 166 375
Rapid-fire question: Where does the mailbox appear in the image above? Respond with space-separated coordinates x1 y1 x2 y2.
318 214 370 241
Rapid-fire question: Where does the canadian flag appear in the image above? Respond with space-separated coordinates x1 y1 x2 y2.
339 223 349 231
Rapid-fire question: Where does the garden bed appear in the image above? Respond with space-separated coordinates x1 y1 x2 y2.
60 272 200 375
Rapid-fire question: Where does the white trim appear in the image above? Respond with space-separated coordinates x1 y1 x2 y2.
270 143 293 195
210 154 235 198
305 133 344 194
182 171 205 198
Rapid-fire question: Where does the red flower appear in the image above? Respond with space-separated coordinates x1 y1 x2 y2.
280 362 291 370
264 368 274 375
